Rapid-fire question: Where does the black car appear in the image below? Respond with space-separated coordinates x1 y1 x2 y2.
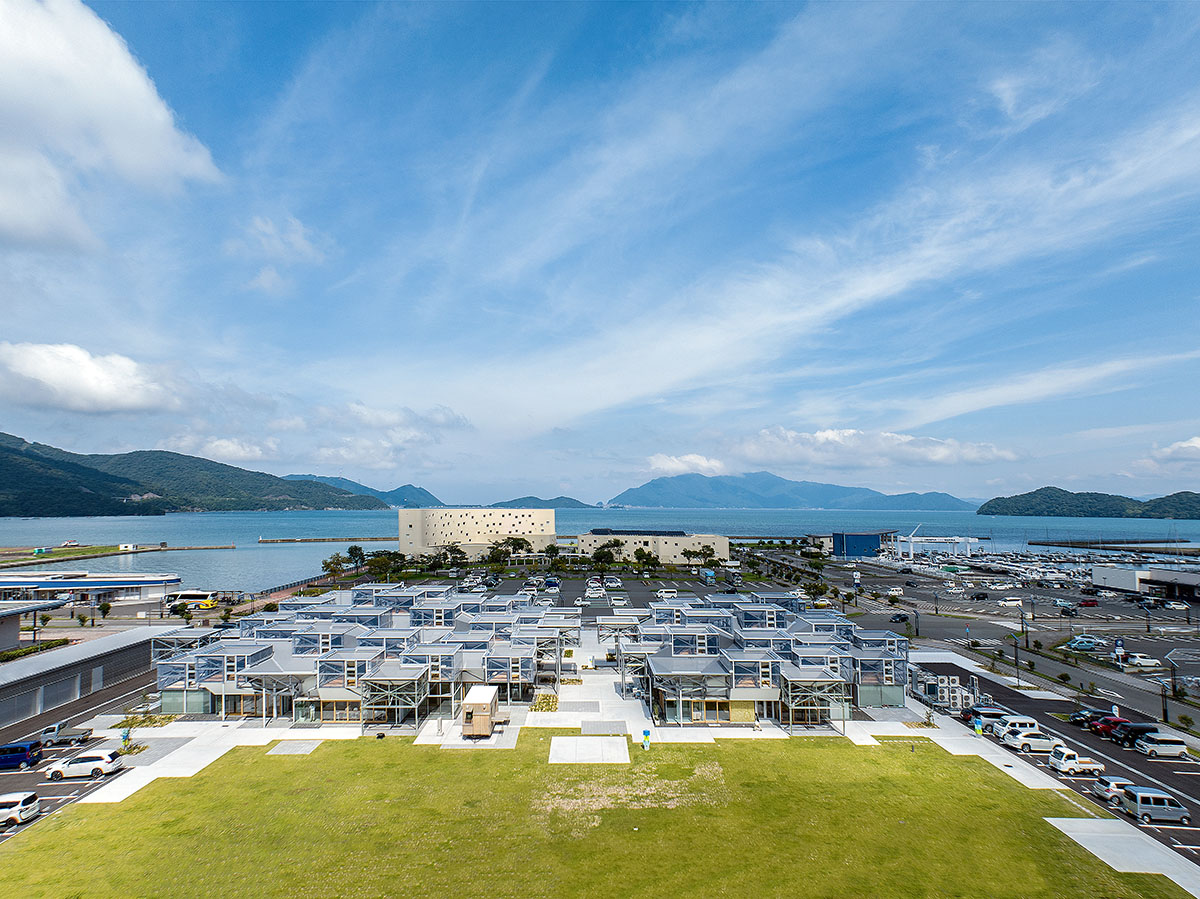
1080 586 1099 596
1060 606 1079 617
889 613 909 623
1069 708 1111 726
905 580 919 588
1109 722 1160 747
970 591 989 601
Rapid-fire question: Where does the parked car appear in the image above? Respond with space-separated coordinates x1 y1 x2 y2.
1090 717 1130 737
544 585 560 596
1165 601 1190 612
40 721 92 747
1075 633 1110 648
0 741 43 771
1079 598 1099 608
655 588 678 599
584 587 606 600
904 580 919 588
1097 590 1118 598
603 576 622 589
961 706 1014 729
573 596 589 607
1060 606 1079 617
1064 637 1098 652
989 715 1039 738
889 613 909 623
969 591 989 601
1049 746 1105 776
1080 586 1100 596
1069 708 1111 727
0 792 39 828
1109 722 1160 748
1002 729 1065 753
47 750 124 781
611 595 629 607
1135 733 1190 759
1123 652 1162 669
997 597 1022 607
1053 597 1076 608
886 587 904 597
1091 775 1135 806
1121 786 1191 825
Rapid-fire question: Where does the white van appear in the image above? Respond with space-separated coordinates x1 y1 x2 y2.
1135 733 1190 759
988 715 1038 738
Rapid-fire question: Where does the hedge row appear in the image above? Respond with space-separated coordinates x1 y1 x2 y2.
0 638 70 664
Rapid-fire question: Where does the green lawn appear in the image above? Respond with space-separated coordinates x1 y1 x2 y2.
0 732 1187 899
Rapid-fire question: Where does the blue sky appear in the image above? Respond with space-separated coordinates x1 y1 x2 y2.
3 0 1200 504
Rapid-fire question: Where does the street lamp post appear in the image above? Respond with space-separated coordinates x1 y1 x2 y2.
1031 596 1037 621
933 592 939 615
1161 681 1170 723
913 609 920 638
1013 637 1022 687
1021 608 1029 649
1146 608 1152 635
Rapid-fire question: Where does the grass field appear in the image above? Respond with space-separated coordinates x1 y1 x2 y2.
0 731 1188 899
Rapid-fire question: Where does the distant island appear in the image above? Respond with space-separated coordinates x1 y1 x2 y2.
0 433 387 516
977 486 1200 519
608 471 976 511
488 495 597 509
284 474 442 508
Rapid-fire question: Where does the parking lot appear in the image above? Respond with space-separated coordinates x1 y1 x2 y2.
538 574 797 620
927 661 1200 864
0 736 128 844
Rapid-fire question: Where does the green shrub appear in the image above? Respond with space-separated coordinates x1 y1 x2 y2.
1058 672 1072 683
0 638 70 664
1180 714 1194 731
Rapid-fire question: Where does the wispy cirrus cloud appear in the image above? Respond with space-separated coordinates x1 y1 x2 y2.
734 427 1015 469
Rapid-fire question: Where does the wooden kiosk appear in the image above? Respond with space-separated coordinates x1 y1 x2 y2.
461 685 501 739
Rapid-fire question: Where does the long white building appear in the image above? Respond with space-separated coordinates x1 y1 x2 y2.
397 508 556 560
573 529 730 565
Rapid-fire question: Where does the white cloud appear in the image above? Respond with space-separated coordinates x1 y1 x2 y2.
228 216 327 264
1154 436 1200 462
0 341 176 412
316 437 403 470
268 416 308 432
647 453 726 476
0 0 218 249
161 435 278 464
734 427 1015 469
245 265 291 295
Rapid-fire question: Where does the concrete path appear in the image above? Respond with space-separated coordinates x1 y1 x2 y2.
77 721 360 804
548 736 630 764
1047 818 1200 897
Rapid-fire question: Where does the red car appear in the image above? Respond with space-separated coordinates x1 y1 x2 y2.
1090 716 1129 737
1079 598 1099 607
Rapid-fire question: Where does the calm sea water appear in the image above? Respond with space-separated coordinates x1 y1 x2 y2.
1 508 1197 593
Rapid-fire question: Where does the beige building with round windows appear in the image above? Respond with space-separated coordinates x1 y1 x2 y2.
397 508 556 560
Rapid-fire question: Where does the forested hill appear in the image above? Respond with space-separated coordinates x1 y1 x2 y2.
0 433 387 516
977 486 1200 519
284 474 442 507
488 496 596 509
608 471 975 510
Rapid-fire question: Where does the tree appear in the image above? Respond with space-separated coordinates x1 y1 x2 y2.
591 547 615 573
322 552 347 578
681 548 701 566
442 543 468 567
98 602 112 619
699 544 717 565
366 556 394 582
76 612 88 627
346 545 366 568
543 544 560 564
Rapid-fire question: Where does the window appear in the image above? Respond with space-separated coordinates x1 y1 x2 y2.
225 657 237 682
759 661 772 687
345 661 358 688
319 634 332 654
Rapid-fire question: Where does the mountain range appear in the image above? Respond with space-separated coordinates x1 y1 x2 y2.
0 433 387 516
488 495 597 509
607 471 977 510
976 486 1200 519
283 474 442 508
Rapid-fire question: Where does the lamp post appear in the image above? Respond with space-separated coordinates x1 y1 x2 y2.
1013 636 1022 687
1146 607 1152 635
933 592 939 615
1021 608 1029 649
1031 596 1037 621
913 609 920 638
1161 681 1170 723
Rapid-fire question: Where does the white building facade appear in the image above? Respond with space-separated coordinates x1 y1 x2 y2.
397 509 556 560
573 530 730 565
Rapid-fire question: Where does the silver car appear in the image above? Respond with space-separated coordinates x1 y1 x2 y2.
1091 775 1134 806
1001 729 1065 753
